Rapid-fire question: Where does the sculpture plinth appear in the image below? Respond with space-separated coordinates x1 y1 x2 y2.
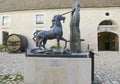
25 51 91 84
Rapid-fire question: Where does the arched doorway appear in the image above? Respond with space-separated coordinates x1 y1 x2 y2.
98 20 119 51
98 32 119 51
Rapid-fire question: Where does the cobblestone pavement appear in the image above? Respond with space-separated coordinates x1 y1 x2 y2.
95 51 120 84
0 52 25 75
0 51 120 84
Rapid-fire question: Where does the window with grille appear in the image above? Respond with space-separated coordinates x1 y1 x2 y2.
2 16 10 26
36 14 44 24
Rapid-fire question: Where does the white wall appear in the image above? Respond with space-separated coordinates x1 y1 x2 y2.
0 7 120 51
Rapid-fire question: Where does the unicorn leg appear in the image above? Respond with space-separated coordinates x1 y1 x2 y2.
57 38 60 49
60 37 67 49
38 39 43 50
43 39 47 50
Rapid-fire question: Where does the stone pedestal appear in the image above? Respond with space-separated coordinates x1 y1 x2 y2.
25 54 91 84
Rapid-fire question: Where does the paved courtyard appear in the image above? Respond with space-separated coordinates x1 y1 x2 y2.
0 51 120 84
0 52 25 75
95 51 120 84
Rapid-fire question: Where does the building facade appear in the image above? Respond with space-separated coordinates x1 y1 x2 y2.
0 0 120 52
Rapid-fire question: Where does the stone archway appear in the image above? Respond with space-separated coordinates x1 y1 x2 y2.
98 32 119 51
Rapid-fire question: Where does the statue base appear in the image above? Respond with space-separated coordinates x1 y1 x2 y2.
25 49 91 84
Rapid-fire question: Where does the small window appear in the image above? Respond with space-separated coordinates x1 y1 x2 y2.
2 16 10 26
36 14 44 24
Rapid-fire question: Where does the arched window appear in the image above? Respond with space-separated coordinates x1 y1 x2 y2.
99 20 112 25
98 20 118 31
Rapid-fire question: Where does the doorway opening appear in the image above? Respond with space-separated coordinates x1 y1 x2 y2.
98 32 119 51
2 31 9 45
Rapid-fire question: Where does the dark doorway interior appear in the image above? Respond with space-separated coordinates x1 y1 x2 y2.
2 31 9 45
98 32 119 51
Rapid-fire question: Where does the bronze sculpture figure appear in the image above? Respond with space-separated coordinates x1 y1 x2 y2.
34 14 67 50
70 2 81 53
